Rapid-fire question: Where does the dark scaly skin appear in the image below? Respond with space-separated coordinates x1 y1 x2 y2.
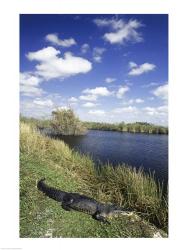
37 179 125 224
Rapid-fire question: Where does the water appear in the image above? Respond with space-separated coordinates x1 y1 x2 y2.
42 129 168 186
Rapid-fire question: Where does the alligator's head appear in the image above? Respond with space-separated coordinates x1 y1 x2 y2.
100 204 125 218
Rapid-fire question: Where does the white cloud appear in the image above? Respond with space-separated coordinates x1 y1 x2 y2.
79 95 98 101
88 110 105 115
26 47 92 80
94 18 143 45
20 72 42 86
113 106 138 114
152 83 168 100
144 105 168 116
27 46 60 61
20 99 53 118
83 87 112 97
33 98 54 107
128 62 156 76
129 61 138 69
68 97 78 102
82 102 98 108
105 77 116 83
45 33 76 47
20 85 45 97
20 72 44 97
94 18 124 29
81 43 90 54
93 47 106 63
116 86 129 99
135 98 144 103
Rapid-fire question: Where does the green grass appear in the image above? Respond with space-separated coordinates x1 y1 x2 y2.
20 122 168 237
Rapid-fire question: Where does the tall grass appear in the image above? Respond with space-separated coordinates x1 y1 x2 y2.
20 122 168 232
90 165 168 231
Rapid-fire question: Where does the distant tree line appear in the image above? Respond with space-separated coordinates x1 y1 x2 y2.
20 112 168 135
84 121 168 134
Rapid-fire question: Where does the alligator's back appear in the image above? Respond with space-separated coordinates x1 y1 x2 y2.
67 192 99 215
37 179 66 202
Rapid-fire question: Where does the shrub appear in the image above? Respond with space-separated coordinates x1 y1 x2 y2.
51 108 87 135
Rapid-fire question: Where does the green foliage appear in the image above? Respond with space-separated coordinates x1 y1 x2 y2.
20 115 51 129
51 108 87 135
84 121 168 134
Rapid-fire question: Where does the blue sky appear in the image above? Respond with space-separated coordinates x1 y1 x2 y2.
20 14 168 125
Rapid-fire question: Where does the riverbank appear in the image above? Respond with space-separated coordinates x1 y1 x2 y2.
20 122 168 237
20 116 168 135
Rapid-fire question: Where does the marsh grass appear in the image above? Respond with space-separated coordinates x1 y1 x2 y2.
90 165 168 231
20 122 168 236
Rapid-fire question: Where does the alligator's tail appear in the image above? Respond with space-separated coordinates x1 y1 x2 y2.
37 178 66 202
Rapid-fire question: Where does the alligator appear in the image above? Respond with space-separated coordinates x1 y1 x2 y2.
37 178 126 224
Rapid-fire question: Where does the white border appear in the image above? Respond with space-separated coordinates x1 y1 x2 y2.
0 0 187 249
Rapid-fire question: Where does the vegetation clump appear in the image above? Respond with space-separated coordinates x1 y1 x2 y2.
51 108 87 135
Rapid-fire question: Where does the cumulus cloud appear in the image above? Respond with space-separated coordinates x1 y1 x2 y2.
129 61 137 69
116 86 129 98
125 98 144 104
20 72 44 97
27 46 60 61
81 43 90 54
80 87 113 102
33 98 54 107
93 47 106 63
79 95 98 101
82 102 98 108
105 77 116 83
152 83 168 100
20 72 42 86
83 87 112 96
45 33 76 47
128 61 156 76
20 85 45 97
20 98 54 118
26 47 92 80
144 105 168 116
94 18 143 45
88 110 105 115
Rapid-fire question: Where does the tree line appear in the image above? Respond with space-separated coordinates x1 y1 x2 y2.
20 109 168 135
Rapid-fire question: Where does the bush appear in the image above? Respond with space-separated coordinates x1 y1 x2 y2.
51 108 87 135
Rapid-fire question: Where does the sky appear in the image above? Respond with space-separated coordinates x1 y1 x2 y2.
20 14 168 125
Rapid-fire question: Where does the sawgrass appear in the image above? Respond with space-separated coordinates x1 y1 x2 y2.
20 122 168 237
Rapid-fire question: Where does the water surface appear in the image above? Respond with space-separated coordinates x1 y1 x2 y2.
46 129 168 186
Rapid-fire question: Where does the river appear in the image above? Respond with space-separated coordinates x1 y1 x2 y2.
43 129 168 187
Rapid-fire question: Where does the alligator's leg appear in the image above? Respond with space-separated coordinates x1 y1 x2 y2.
92 212 110 224
61 203 72 211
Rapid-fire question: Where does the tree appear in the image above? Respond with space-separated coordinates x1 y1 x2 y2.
51 108 87 135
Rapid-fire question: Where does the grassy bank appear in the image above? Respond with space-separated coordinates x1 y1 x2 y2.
20 122 168 237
